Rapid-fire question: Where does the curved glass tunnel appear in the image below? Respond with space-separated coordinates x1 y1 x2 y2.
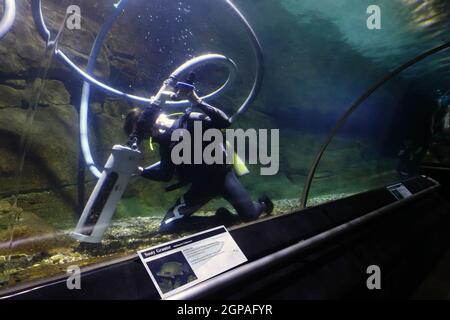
0 0 450 292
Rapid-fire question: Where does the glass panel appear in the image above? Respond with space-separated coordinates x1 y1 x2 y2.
0 0 264 291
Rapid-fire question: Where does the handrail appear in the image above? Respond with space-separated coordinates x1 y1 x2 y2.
300 40 450 209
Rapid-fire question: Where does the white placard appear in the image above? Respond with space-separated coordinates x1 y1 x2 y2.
138 226 247 299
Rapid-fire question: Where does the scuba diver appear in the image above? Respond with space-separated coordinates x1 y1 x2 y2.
124 74 273 233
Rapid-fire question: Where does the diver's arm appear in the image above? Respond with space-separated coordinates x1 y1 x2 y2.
141 146 174 182
195 100 232 129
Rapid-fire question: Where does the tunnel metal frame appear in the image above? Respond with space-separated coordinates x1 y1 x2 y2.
27 1 450 205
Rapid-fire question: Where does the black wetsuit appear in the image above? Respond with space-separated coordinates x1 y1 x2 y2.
140 101 267 232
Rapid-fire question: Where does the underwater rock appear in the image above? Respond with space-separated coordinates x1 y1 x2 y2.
234 110 279 130
7 254 32 263
157 262 185 279
7 184 85 229
0 0 138 84
0 2 44 75
89 102 102 115
0 196 346 290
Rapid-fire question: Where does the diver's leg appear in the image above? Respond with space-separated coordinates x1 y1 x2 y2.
159 185 214 233
222 170 271 221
